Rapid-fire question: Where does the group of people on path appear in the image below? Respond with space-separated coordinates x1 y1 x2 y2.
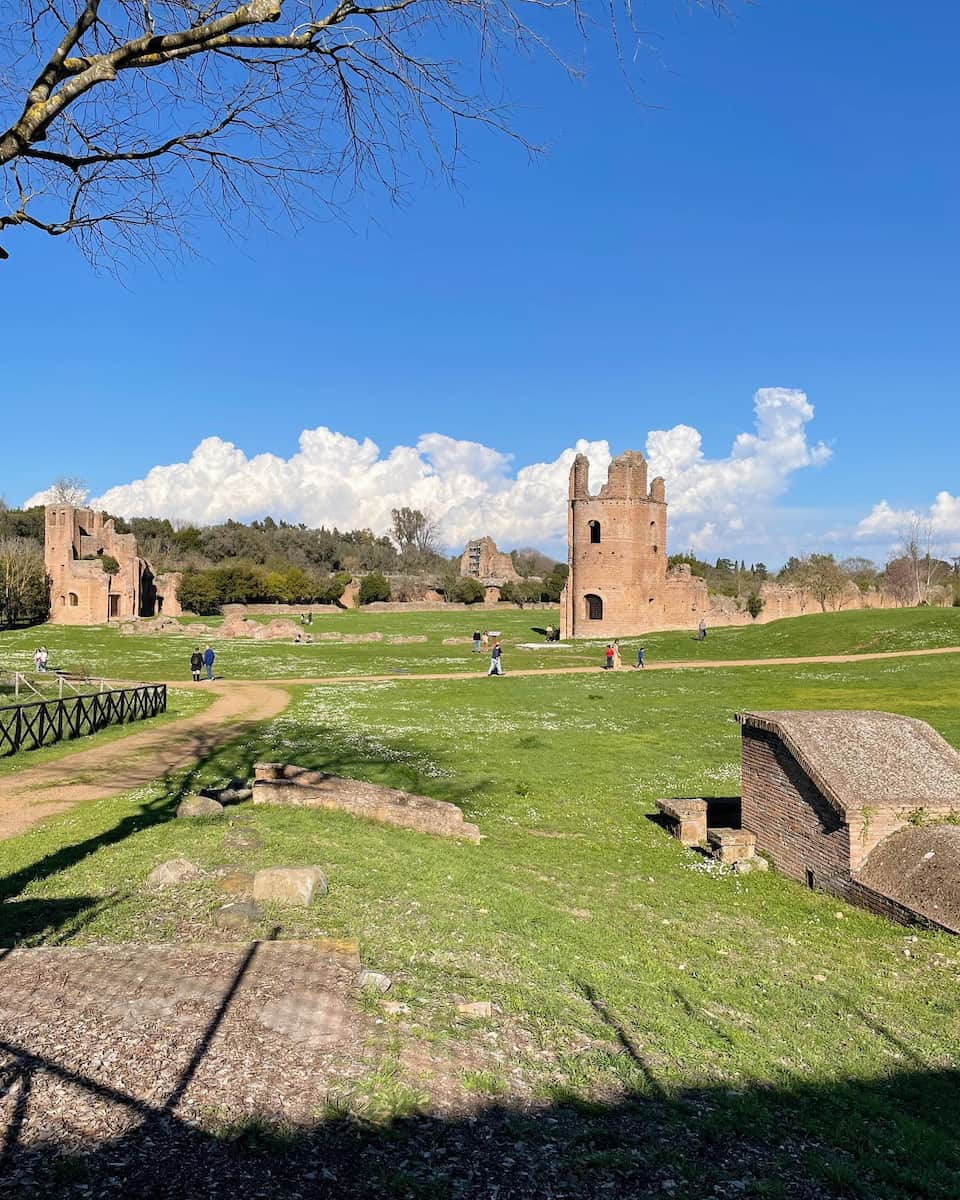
32 647 49 672
471 630 493 653
190 645 216 682
603 641 645 670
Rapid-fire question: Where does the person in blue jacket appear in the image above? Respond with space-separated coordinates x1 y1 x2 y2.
203 644 215 680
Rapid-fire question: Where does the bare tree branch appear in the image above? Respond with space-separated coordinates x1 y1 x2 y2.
0 0 734 265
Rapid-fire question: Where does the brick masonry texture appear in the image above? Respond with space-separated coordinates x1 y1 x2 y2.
45 505 180 625
739 711 960 932
558 450 893 640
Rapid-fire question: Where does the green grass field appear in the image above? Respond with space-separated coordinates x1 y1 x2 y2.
2 611 960 1195
1 605 958 682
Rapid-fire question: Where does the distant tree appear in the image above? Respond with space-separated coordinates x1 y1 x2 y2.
540 562 569 603
212 561 268 603
780 553 847 612
898 517 945 605
745 591 764 619
0 537 49 627
510 547 556 578
49 476 88 506
176 569 223 615
100 553 120 576
839 556 879 592
0 505 45 542
391 508 439 565
449 576 485 604
359 571 391 605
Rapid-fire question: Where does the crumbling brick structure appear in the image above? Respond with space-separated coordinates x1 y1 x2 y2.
560 451 708 639
45 505 181 625
459 536 520 585
738 709 960 930
558 449 892 639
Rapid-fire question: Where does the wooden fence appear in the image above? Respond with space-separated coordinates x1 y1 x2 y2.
0 684 167 757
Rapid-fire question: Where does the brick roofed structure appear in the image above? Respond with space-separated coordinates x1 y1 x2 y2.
738 709 960 931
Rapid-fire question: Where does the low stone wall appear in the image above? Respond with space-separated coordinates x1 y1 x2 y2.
253 763 481 842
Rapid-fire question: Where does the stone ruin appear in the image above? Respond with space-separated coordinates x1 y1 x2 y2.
45 504 181 625
560 449 893 640
253 763 481 842
658 710 960 932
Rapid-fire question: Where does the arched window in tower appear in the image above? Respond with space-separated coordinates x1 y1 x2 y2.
588 520 601 544
68 592 79 607
585 594 603 621
652 545 658 555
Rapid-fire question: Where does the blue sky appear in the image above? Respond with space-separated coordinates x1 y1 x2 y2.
1 0 958 563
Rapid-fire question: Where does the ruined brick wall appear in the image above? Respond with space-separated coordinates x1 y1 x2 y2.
459 536 520 583
560 451 706 638
558 449 893 639
45 505 154 625
740 726 853 893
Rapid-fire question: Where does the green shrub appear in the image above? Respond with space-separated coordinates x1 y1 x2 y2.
746 591 765 619
449 577 485 604
359 571 391 604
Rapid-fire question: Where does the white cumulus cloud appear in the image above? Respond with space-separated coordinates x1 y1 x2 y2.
855 491 960 556
23 387 831 556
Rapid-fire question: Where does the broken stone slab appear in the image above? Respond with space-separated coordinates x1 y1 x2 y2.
707 827 757 864
457 1001 493 1019
252 763 481 843
655 798 708 847
357 970 392 994
214 900 263 929
146 858 202 888
176 794 225 820
214 868 256 896
252 866 328 906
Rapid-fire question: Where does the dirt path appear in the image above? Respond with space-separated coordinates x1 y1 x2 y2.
273 643 960 686
0 680 290 840
1 644 956 841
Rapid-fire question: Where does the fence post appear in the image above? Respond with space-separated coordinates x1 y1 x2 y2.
58 676 63 699
14 673 19 699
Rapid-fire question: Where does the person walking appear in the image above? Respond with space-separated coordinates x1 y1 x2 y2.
612 640 622 670
481 630 490 650
697 618 707 642
604 644 614 670
203 644 215 680
487 640 503 676
472 629 482 653
635 646 645 669
33 648 42 673
39 647 48 672
190 647 203 682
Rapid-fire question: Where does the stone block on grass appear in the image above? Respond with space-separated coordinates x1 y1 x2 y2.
146 858 201 888
252 866 328 906
177 794 224 820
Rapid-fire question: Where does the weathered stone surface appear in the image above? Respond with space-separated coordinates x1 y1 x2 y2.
252 866 328 906
216 786 254 803
457 1001 493 1019
386 635 428 644
707 827 757 864
177 794 224 819
656 798 707 847
257 988 353 1044
357 970 392 994
214 900 263 929
146 858 201 888
253 763 481 843
216 868 256 896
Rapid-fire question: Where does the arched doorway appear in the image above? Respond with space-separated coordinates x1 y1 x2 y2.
585 593 603 621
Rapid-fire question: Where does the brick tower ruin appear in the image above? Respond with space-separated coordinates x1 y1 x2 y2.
559 450 707 639
45 506 181 625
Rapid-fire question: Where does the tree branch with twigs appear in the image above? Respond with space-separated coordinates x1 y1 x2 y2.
0 0 731 266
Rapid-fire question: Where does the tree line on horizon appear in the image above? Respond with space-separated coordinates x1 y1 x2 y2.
1 494 957 627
